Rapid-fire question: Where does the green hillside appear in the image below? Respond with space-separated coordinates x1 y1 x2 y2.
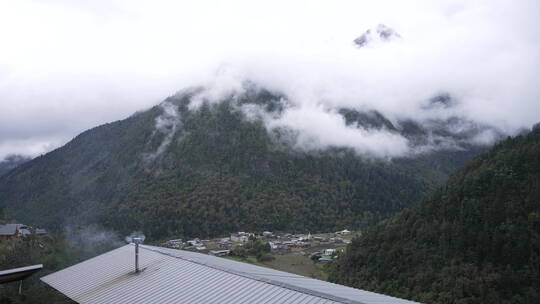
0 88 482 240
329 125 540 303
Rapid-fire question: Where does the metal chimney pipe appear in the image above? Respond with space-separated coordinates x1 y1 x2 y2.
133 237 142 273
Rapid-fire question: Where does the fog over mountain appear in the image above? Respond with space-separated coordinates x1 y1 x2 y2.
0 154 31 176
0 0 539 159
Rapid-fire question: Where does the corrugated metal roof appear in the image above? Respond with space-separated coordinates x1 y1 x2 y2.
0 224 23 235
41 244 419 304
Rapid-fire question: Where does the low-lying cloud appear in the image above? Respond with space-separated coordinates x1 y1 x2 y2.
143 100 182 161
267 105 410 158
0 0 538 159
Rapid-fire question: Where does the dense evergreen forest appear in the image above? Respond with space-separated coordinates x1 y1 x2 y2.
329 125 540 303
0 87 483 241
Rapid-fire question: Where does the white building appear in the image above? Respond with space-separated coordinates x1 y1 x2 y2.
230 232 250 243
323 249 337 256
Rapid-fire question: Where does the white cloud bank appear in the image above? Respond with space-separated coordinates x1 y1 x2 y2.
265 104 410 158
0 0 539 159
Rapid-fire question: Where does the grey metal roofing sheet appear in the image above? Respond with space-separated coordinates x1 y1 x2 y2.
0 264 43 284
41 244 419 304
0 224 22 235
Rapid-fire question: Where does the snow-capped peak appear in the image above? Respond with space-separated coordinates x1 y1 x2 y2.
353 24 401 48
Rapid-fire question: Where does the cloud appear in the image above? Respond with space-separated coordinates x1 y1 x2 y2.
0 137 65 161
264 104 410 158
0 0 538 159
143 100 182 161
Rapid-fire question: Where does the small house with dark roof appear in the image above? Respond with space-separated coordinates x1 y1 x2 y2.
0 224 24 240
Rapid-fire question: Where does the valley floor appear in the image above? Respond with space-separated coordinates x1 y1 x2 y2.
159 231 358 281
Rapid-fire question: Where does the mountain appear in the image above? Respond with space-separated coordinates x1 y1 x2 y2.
339 99 500 153
0 154 32 177
353 24 401 48
329 125 540 303
0 85 485 240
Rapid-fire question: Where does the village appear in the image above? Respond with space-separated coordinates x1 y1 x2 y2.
0 222 354 263
160 229 359 279
0 222 357 281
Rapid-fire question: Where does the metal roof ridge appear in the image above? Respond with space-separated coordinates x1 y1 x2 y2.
0 264 43 276
139 244 367 304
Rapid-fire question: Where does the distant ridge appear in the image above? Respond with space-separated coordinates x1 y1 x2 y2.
329 125 540 303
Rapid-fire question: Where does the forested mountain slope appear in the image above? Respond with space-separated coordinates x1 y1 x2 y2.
0 155 31 177
329 125 540 303
0 87 484 240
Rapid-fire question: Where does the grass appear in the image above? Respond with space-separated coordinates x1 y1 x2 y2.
261 254 329 280
226 253 329 280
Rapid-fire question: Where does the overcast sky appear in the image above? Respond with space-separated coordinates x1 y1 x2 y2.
0 0 539 159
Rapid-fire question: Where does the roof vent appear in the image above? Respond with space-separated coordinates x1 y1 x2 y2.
124 232 146 274
133 237 142 273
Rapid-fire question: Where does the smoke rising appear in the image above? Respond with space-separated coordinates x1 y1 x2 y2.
0 0 538 159
64 224 124 259
124 231 146 244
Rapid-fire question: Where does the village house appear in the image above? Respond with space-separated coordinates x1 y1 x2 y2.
0 224 34 240
186 238 204 248
336 229 351 235
0 224 47 240
268 241 279 250
230 232 251 243
299 233 312 241
163 239 183 249
269 241 291 253
0 224 22 240
35 228 47 235
219 238 231 248
19 226 32 237
294 241 311 248
329 237 344 243
323 248 337 256
208 249 230 257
